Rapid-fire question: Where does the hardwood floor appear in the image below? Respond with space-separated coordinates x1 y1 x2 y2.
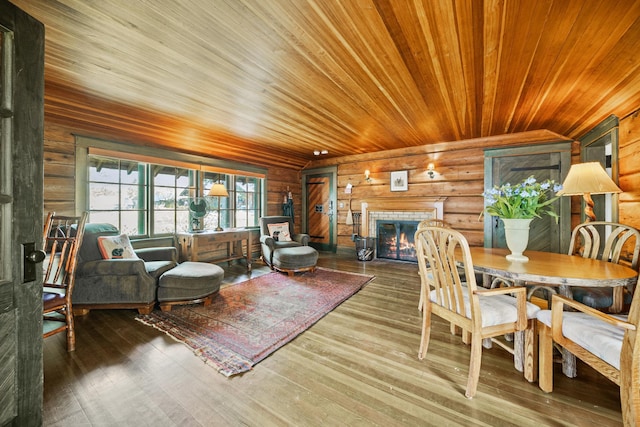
43 253 623 426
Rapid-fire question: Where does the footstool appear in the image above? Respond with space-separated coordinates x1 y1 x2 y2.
271 246 318 276
157 262 224 311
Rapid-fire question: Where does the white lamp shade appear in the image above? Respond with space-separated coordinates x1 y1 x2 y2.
556 162 621 196
207 183 229 197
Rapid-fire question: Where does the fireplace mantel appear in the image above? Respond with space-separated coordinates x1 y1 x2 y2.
360 197 446 237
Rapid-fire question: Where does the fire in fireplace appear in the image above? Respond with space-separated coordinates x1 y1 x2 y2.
376 220 419 262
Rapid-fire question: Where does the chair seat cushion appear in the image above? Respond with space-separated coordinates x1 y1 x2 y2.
430 286 540 327
272 246 318 270
158 262 224 302
145 260 178 280
537 310 625 369
43 291 65 310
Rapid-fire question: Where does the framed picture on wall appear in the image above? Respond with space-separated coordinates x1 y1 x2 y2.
390 170 408 191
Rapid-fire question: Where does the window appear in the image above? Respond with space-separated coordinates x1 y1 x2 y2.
83 144 265 237
89 157 147 235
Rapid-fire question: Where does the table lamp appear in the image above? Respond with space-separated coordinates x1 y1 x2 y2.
556 162 621 222
208 183 229 231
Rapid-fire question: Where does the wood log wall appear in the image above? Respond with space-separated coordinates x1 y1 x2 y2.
43 123 300 267
306 130 577 250
43 124 301 228
44 111 640 253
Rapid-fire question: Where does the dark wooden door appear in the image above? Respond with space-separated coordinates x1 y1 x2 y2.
0 2 45 425
305 173 333 251
484 144 572 254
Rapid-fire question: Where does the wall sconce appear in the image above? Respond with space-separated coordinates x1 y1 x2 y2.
364 169 371 183
427 163 436 179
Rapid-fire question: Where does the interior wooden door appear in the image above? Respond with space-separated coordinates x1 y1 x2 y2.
0 1 45 424
484 144 571 254
305 173 333 251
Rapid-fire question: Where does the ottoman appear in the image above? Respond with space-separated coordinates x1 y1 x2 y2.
157 262 224 311
271 246 319 276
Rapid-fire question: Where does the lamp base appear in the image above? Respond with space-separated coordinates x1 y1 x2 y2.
214 226 223 231
582 192 596 222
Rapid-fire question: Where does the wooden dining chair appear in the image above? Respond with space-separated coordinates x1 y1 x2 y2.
42 212 88 352
537 293 640 426
415 226 540 398
417 219 450 312
567 221 640 313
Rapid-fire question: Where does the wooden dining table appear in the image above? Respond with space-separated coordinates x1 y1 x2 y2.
466 247 639 380
469 247 638 313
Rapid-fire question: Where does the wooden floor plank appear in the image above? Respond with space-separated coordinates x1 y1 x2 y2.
43 253 623 426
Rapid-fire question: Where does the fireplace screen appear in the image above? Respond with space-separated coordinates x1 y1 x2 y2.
376 220 418 262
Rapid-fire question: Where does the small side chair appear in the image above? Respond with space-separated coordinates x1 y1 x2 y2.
42 212 88 352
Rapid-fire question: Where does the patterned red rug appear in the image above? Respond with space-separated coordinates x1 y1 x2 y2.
136 267 374 376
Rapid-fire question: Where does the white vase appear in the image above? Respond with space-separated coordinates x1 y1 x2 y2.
501 218 533 262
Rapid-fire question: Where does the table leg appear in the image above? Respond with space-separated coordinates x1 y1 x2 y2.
559 284 578 378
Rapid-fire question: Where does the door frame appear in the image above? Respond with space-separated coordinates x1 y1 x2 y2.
483 142 572 253
0 1 45 425
302 166 337 252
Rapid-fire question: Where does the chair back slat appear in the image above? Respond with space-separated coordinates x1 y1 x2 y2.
43 215 87 289
416 226 479 319
570 222 640 272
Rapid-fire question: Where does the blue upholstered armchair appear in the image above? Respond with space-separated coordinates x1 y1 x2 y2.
73 223 178 315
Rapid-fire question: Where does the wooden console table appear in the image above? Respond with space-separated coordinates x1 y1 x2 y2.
177 229 252 271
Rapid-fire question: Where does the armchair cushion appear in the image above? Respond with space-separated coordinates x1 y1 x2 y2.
135 246 177 263
98 234 139 259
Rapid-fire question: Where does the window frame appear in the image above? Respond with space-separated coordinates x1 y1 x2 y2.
76 136 267 237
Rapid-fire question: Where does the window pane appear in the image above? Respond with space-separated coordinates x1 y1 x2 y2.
154 166 177 186
89 183 119 210
121 211 143 235
176 210 190 233
89 157 119 182
153 210 175 234
121 184 143 209
120 160 142 185
89 211 119 225
154 186 175 209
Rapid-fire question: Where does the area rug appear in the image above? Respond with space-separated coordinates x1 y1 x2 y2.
136 267 374 376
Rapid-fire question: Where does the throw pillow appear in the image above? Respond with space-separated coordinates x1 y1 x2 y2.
97 234 139 259
267 222 292 242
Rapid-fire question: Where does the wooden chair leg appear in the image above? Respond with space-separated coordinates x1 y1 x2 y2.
466 334 483 399
66 310 76 352
523 320 537 382
538 321 554 393
418 304 432 360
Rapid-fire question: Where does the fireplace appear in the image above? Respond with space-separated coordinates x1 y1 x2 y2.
376 220 419 262
356 197 446 261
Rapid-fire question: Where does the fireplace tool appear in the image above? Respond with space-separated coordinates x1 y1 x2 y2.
351 212 361 238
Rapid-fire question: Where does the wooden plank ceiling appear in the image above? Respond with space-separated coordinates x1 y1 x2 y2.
12 0 640 169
